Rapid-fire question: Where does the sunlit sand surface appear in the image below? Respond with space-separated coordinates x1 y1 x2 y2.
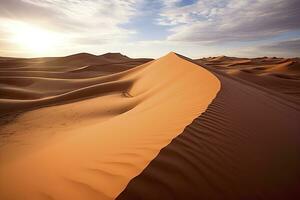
0 52 219 200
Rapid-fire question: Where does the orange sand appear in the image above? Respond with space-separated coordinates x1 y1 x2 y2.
0 52 220 200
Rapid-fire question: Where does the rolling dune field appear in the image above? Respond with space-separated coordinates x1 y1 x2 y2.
0 52 299 200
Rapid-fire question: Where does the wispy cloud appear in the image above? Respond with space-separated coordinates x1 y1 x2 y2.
158 0 300 43
258 38 300 57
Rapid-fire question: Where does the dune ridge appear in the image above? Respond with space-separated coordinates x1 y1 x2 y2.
0 52 220 200
117 57 300 200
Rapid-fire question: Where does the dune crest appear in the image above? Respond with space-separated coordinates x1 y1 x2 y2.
0 52 220 200
117 56 300 200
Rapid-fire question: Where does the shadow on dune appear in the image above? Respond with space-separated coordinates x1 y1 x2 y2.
117 58 300 200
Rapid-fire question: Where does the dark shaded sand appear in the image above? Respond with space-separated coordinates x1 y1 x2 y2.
117 58 300 199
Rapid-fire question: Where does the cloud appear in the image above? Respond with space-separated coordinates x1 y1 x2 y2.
0 0 299 58
258 38 300 57
158 0 300 43
21 0 138 28
0 0 141 54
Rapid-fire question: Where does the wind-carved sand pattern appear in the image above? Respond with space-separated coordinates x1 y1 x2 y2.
0 53 220 199
117 56 300 200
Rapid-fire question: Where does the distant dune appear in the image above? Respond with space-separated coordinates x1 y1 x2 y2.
195 56 300 104
0 53 299 200
0 53 152 116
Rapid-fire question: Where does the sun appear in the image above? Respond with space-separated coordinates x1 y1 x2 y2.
7 21 62 55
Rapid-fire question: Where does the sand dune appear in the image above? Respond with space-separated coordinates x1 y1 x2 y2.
1 52 299 200
0 53 151 77
0 52 219 200
0 53 152 115
117 57 300 200
196 56 300 103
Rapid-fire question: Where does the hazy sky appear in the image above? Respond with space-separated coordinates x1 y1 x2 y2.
0 0 300 58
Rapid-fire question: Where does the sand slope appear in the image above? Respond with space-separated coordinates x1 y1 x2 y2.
117 58 300 199
0 53 220 200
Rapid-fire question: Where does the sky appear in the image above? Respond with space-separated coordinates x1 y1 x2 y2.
0 0 299 58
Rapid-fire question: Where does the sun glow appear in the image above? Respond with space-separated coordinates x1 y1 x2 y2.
7 21 63 55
